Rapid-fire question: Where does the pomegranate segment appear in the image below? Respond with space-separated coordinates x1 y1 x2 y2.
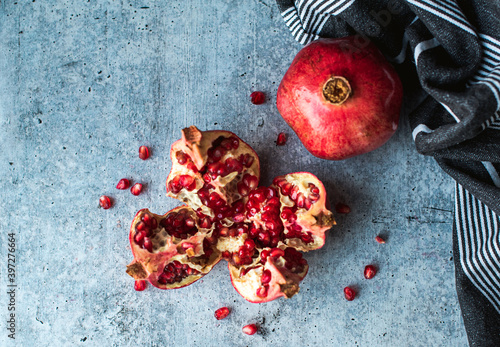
126 208 221 290
127 127 335 303
166 126 260 216
273 173 335 251
229 246 309 303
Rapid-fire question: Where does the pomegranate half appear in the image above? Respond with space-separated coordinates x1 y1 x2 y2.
127 126 335 302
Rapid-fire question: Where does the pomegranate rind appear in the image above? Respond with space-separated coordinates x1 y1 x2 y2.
126 208 221 290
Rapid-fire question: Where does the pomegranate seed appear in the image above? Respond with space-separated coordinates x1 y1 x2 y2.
138 145 150 160
261 269 272 284
375 235 386 244
99 195 112 209
270 248 285 258
290 186 300 200
136 221 148 231
250 91 265 105
131 183 143 196
276 132 287 146
179 175 195 189
134 230 147 244
176 151 187 164
256 286 268 298
304 198 312 210
143 237 153 252
186 162 198 173
134 280 147 291
116 178 130 190
344 286 356 301
244 239 255 251
142 213 155 227
364 265 377 279
230 137 239 149
242 323 258 335
214 307 231 320
335 203 351 214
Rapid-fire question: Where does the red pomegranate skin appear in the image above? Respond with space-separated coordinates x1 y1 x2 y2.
276 37 403 160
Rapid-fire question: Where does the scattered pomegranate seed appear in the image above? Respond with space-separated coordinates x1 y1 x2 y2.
134 280 147 291
99 195 112 209
250 91 265 105
131 183 143 196
242 323 258 335
335 203 351 214
375 236 386 244
214 307 231 320
344 286 356 301
139 145 150 160
276 132 287 146
364 265 377 279
116 178 131 190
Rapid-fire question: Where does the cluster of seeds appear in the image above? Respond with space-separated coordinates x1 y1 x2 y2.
157 260 199 285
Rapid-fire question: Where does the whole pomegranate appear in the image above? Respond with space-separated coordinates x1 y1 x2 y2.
126 126 336 302
276 37 403 160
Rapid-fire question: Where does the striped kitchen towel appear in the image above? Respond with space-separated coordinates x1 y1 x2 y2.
275 0 500 345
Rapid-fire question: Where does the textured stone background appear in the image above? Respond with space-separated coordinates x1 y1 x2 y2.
0 1 467 346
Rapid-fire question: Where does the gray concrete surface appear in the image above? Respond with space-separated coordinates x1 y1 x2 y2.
0 1 467 346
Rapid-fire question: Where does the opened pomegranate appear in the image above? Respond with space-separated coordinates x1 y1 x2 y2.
277 37 403 160
126 126 335 303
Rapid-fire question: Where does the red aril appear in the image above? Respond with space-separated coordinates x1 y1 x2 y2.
214 307 230 320
375 236 386 244
276 132 287 146
364 265 377 279
131 183 143 196
344 286 356 301
139 145 150 160
250 91 265 105
99 195 112 209
335 203 351 214
242 324 258 335
134 280 147 291
116 178 130 190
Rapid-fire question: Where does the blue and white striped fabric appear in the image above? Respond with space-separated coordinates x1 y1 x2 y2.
275 0 500 345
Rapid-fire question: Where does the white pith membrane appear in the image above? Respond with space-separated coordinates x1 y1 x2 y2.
127 126 335 302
